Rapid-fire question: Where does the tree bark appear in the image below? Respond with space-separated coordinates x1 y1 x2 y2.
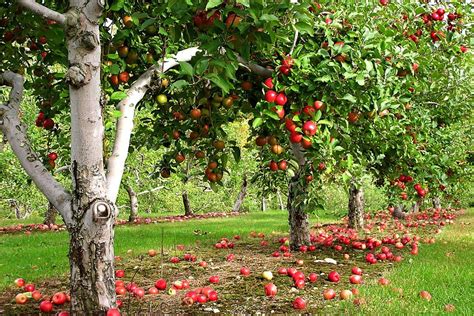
261 196 267 211
126 185 138 222
348 178 364 229
432 197 441 210
63 2 116 313
44 202 57 225
411 200 421 213
287 167 310 250
182 190 193 216
277 189 285 210
232 175 248 212
392 204 406 219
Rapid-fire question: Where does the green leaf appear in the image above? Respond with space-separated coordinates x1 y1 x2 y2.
260 14 279 22
314 110 322 121
110 91 127 101
110 0 125 11
232 146 241 162
179 62 194 77
111 110 122 118
365 60 373 73
316 75 332 82
170 80 189 90
205 73 232 94
206 0 223 10
237 0 250 7
252 117 263 128
263 109 280 120
356 73 365 86
342 93 357 103
318 119 333 127
110 64 120 75
295 22 314 35
195 59 209 75
210 182 219 192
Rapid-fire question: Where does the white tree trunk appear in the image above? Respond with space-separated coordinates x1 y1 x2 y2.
348 178 364 229
432 197 441 209
126 185 138 222
232 175 248 212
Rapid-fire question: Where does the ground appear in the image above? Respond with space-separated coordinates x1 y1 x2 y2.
0 208 473 315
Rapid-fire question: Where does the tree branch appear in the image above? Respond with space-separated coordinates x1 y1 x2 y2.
18 0 66 24
106 48 274 203
237 56 273 77
106 47 201 203
0 71 73 225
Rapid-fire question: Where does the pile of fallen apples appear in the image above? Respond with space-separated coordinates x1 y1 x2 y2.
7 208 458 314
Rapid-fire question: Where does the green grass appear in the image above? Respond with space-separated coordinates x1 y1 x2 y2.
338 208 474 315
0 210 336 290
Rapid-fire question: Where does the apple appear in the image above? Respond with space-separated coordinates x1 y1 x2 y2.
278 160 288 171
340 289 353 300
293 297 307 310
155 279 167 290
168 288 177 296
314 100 323 110
173 280 183 290
57 312 70 316
208 291 218 301
52 292 67 305
265 90 277 103
349 275 362 284
275 93 287 106
24 284 35 292
287 268 297 277
118 71 129 84
323 288 336 300
294 279 305 289
115 270 125 278
420 290 432 301
264 283 277 297
106 308 121 316
460 45 468 53
302 121 317 136
379 0 389 6
328 271 340 283
14 278 25 287
15 293 28 304
269 160 279 171
134 288 145 298
240 267 251 276
262 271 273 281
32 290 42 301
378 277 389 286
197 294 208 303
209 275 219 284
43 118 55 130
148 249 157 257
308 273 318 283
39 300 53 313
264 78 274 89
278 267 288 275
351 267 362 275
290 132 303 144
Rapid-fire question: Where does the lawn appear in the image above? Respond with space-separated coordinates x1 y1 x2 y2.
0 210 337 290
337 208 474 315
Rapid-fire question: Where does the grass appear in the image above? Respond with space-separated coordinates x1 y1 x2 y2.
338 208 474 315
0 210 336 290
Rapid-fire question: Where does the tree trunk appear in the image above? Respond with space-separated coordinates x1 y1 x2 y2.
348 178 364 229
287 167 310 251
126 185 138 222
277 189 285 210
411 200 421 213
232 176 248 212
261 196 267 211
393 204 406 219
64 3 116 312
182 190 193 216
432 197 441 210
44 202 57 225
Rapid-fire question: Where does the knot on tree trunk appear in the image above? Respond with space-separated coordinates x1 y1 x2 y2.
66 63 92 88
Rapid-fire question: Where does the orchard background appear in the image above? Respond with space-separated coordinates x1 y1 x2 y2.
0 0 473 314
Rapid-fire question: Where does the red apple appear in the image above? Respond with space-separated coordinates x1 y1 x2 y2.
52 292 67 305
323 288 336 300
15 293 28 304
349 275 362 284
39 300 53 313
420 290 432 301
308 273 318 283
240 267 251 276
155 279 167 290
293 297 307 310
328 271 340 283
264 283 277 297
209 276 219 284
106 308 121 316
